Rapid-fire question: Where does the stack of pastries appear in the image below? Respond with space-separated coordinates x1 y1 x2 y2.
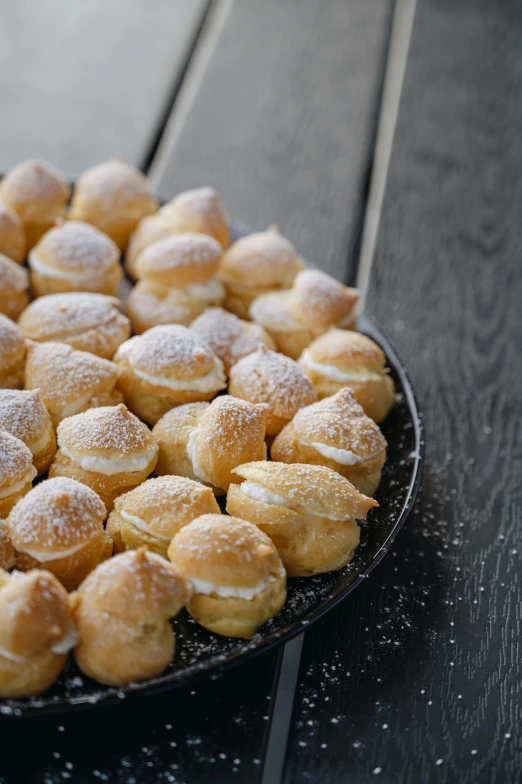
0 157 396 699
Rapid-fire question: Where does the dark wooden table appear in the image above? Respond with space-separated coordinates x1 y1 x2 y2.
0 1 520 782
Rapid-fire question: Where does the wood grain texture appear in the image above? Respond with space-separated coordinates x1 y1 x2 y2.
0 0 208 172
152 0 393 281
284 1 522 782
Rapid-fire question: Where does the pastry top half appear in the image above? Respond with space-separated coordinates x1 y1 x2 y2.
115 325 226 394
232 461 378 521
190 307 275 372
6 476 106 562
112 475 220 541
249 290 316 334
0 389 53 452
219 227 304 291
168 514 285 590
0 159 70 221
0 519 15 570
57 403 158 474
135 233 222 287
74 547 192 624
300 328 390 378
0 569 77 662
0 431 36 498
29 220 121 281
0 204 25 263
158 186 230 248
0 314 26 370
228 346 317 418
0 253 29 296
289 270 360 328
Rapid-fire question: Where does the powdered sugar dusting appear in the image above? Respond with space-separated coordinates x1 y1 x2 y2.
57 404 154 455
36 221 119 272
26 342 117 402
191 307 274 369
18 293 122 339
122 325 218 380
139 233 221 275
0 314 24 359
0 431 33 483
0 254 28 291
0 389 50 445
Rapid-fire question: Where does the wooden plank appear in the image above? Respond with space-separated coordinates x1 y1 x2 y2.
152 0 393 281
284 1 522 781
0 0 208 173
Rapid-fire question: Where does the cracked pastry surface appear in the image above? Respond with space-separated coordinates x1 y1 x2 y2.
6 476 111 590
49 404 158 511
168 514 286 638
70 548 191 686
115 325 226 425
190 307 275 373
299 328 395 422
29 220 122 297
0 204 25 264
0 431 36 519
0 389 56 474
0 314 26 390
0 253 29 321
227 461 378 577
271 387 387 496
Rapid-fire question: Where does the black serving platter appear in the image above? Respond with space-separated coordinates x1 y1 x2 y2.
0 220 423 717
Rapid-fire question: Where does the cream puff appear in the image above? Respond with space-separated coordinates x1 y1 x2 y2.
0 389 56 474
0 253 29 321
115 325 226 425
228 346 317 435
69 159 158 250
71 548 191 686
227 462 378 576
29 220 122 297
299 329 395 422
127 234 224 334
6 477 111 591
0 569 77 698
219 226 304 319
168 514 286 638
271 388 387 496
0 520 15 570
250 270 360 359
25 340 123 427
153 396 267 494
107 475 220 556
125 186 229 280
0 314 26 390
0 159 70 249
190 307 275 373
18 292 131 359
49 404 158 511
0 432 36 519
0 203 25 263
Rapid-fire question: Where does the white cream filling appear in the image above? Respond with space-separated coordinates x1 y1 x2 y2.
239 481 293 508
308 442 363 466
60 393 94 419
27 423 54 455
189 574 279 600
132 362 225 393
0 466 37 499
17 538 92 563
186 428 213 485
60 443 158 476
28 251 104 281
0 645 26 663
299 351 382 382
120 510 170 540
184 279 224 301
51 625 79 654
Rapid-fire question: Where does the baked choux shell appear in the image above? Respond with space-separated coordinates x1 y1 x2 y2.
0 204 25 264
125 212 174 281
135 233 222 288
190 307 275 372
0 431 35 519
126 282 210 333
288 270 360 328
219 227 303 291
152 402 209 477
0 253 29 320
0 520 15 570
249 290 325 359
0 314 26 390
0 389 56 474
158 186 230 249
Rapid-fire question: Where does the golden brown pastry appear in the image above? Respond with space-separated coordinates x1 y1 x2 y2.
0 159 70 249
115 325 226 425
25 340 123 428
271 388 387 496
0 569 77 698
0 389 56 475
18 292 131 359
0 431 36 519
29 220 122 297
227 462 378 576
69 158 158 250
168 514 286 638
0 314 26 390
107 475 220 556
0 253 29 321
0 203 25 263
299 329 395 422
0 520 15 570
228 345 317 435
125 186 229 280
49 404 158 511
153 396 267 494
190 307 275 373
219 226 304 319
71 548 191 686
127 234 225 334
250 270 360 359
6 477 111 591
